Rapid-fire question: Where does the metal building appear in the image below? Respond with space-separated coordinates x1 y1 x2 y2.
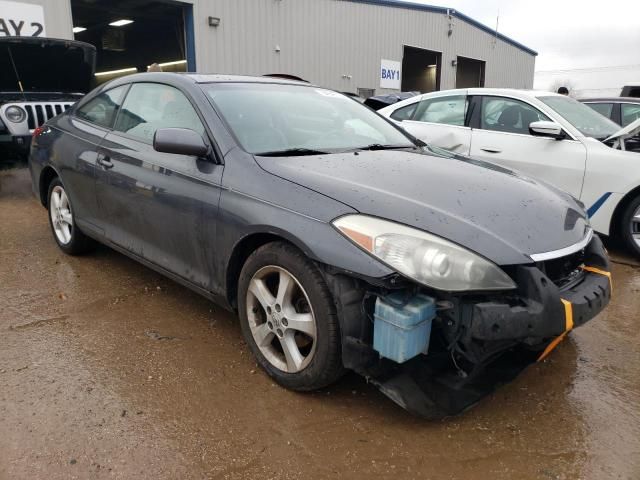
1 0 536 95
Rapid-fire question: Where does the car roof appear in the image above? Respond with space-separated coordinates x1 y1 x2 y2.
183 73 313 86
580 97 640 103
410 88 564 100
466 88 563 99
106 72 316 89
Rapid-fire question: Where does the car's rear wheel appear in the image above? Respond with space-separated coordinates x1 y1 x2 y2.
620 196 640 257
47 178 95 255
237 242 344 391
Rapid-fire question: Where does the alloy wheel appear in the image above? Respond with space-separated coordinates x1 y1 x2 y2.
246 266 317 373
50 185 73 245
631 205 640 249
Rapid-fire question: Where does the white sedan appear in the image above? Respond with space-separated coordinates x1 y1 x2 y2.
379 88 640 256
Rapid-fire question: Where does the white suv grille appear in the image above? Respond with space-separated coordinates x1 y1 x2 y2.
23 103 74 130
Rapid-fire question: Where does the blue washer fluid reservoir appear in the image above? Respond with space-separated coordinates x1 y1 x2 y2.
373 292 436 364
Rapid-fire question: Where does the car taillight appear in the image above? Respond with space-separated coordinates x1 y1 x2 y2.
32 126 46 138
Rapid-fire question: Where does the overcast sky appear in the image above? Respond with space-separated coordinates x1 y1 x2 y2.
407 0 640 72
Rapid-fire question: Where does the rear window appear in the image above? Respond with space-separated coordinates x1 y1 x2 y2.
390 103 418 121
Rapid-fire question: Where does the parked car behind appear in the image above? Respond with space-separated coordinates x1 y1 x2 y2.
581 97 640 151
364 91 419 110
0 37 95 162
29 74 611 418
620 84 640 98
379 88 640 256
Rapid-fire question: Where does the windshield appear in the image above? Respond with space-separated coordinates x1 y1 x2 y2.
202 83 415 154
538 95 620 139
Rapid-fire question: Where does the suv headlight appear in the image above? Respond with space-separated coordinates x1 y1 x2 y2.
5 106 26 123
333 215 516 292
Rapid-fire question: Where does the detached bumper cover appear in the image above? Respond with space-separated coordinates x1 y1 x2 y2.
340 235 611 419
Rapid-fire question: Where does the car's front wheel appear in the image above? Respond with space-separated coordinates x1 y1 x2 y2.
238 242 344 391
47 178 95 255
620 195 640 257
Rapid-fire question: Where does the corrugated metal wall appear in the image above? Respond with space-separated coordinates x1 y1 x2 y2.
189 0 535 93
20 0 534 94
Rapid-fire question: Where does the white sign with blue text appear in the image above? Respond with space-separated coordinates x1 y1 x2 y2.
380 59 401 90
0 1 46 37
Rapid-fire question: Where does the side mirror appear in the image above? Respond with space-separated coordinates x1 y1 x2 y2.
153 128 210 157
529 121 566 140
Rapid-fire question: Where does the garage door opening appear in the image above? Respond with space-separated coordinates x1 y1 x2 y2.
401 45 441 93
70 0 195 85
456 56 485 88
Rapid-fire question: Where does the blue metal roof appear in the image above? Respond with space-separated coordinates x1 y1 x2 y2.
343 0 538 56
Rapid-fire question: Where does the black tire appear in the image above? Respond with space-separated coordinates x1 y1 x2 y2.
47 177 95 255
620 195 640 257
238 241 344 391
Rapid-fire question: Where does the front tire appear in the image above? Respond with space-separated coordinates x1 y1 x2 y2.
620 196 640 257
47 178 95 255
238 242 344 391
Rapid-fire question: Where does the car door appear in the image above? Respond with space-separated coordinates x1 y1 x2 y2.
96 82 224 290
391 93 472 154
468 95 587 199
60 85 128 234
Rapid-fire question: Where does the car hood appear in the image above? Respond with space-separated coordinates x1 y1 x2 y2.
255 148 590 265
0 37 95 94
605 117 640 143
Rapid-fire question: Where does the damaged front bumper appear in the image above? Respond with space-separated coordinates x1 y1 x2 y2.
327 234 611 419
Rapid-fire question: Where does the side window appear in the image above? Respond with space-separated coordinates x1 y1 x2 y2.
622 104 640 127
390 102 418 121
413 95 467 126
113 83 205 144
75 85 127 128
480 97 550 135
586 103 614 119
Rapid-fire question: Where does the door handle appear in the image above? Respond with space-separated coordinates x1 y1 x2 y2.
480 147 502 154
97 153 113 169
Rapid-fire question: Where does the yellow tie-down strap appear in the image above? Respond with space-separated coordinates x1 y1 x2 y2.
537 265 611 362
537 299 573 362
581 265 613 294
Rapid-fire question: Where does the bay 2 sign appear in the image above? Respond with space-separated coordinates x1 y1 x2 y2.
0 1 47 37
380 59 401 90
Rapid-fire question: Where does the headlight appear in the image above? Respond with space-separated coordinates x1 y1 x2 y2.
333 215 517 291
5 106 26 123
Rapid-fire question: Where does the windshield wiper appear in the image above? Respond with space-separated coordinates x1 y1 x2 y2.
354 144 416 151
255 148 329 157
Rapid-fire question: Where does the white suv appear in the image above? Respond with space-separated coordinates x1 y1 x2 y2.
379 88 640 256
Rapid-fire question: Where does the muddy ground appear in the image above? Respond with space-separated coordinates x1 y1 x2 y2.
1 167 639 480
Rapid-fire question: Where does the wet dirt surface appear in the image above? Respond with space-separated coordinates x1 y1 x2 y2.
1 167 639 480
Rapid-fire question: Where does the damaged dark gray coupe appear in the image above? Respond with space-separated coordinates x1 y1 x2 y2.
29 73 611 418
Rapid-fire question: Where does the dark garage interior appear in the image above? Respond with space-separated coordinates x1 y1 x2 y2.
401 45 441 93
70 0 192 84
455 56 485 88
